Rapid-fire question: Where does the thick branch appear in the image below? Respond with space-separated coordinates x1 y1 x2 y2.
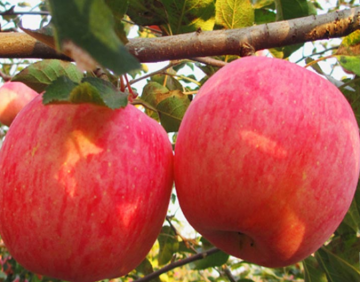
127 7 360 62
0 32 70 60
0 8 358 62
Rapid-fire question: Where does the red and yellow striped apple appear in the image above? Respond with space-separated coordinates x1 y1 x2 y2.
174 56 360 268
0 81 38 126
0 95 173 282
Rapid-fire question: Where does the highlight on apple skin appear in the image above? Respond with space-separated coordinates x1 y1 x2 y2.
0 81 38 126
174 56 360 268
0 95 174 282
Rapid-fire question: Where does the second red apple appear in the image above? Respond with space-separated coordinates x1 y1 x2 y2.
0 81 38 126
174 56 360 267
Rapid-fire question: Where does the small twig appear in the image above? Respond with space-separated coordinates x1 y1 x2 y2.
0 70 11 81
304 54 333 68
129 60 182 85
161 72 201 85
222 265 237 282
190 57 228 68
339 77 360 90
133 247 220 282
295 46 338 64
131 99 158 112
183 90 198 95
165 216 179 237
0 11 50 16
165 216 198 253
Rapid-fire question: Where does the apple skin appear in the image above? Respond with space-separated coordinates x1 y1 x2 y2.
0 81 38 126
0 95 173 282
174 56 360 268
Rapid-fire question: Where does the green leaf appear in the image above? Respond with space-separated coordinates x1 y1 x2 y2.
81 77 128 109
269 43 303 59
42 76 79 104
157 225 179 265
192 250 229 270
315 246 360 282
43 76 128 109
135 258 161 282
340 189 360 234
105 0 128 19
337 30 360 55
215 0 254 29
303 256 327 282
252 0 274 9
305 57 324 75
196 61 221 77
151 72 184 91
340 78 360 127
336 56 360 76
47 0 140 75
105 0 129 43
192 237 229 270
12 60 83 93
274 0 309 20
20 22 57 50
177 240 197 254
327 235 360 268
140 82 190 132
163 0 216 34
255 8 276 25
127 0 168 26
156 92 191 132
128 0 215 34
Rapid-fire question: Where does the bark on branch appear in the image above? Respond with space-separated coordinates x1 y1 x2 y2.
0 32 70 60
0 8 358 63
128 7 360 62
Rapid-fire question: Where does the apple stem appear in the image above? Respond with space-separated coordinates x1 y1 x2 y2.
119 76 125 92
124 74 138 103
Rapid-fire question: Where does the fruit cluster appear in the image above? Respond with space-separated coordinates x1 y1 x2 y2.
0 57 359 281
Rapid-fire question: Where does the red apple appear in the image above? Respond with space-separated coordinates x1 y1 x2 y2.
0 81 38 126
0 95 173 281
174 56 360 268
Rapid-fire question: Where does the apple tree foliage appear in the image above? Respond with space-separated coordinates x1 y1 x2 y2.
0 0 360 281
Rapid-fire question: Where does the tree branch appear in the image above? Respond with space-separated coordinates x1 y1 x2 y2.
133 247 220 282
127 7 360 62
0 8 358 63
0 11 50 16
0 32 70 60
221 265 237 282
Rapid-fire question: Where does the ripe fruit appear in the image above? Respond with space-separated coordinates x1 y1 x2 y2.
174 56 360 268
0 95 173 282
0 81 38 126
